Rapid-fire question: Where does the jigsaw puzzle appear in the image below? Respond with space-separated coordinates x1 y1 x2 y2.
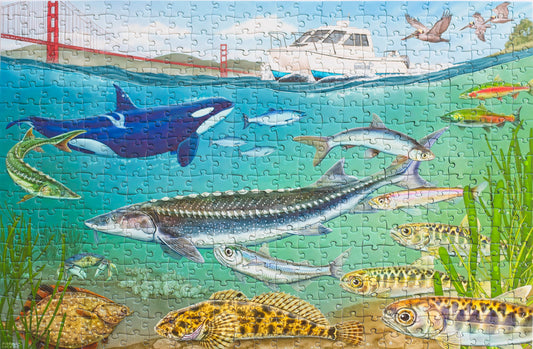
1 1 533 348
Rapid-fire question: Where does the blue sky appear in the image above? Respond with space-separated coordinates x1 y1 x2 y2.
2 1 532 67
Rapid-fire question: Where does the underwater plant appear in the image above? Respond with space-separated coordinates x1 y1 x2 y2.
0 213 69 348
438 126 533 299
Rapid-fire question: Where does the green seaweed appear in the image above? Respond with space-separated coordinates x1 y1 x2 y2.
0 213 70 348
440 125 532 300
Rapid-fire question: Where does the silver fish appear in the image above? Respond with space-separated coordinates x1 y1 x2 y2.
240 146 276 157
210 136 247 147
243 109 304 128
85 128 446 264
214 244 349 287
294 114 435 166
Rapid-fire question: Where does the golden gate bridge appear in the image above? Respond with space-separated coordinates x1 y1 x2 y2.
1 1 251 77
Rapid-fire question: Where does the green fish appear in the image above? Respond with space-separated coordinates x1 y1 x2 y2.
6 128 86 202
440 104 521 129
459 76 533 100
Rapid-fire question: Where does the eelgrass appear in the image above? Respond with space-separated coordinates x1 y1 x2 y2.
439 125 533 299
0 213 70 348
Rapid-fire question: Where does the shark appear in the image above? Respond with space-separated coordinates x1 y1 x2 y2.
6 84 234 167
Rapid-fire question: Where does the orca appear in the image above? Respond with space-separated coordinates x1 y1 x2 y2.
7 84 234 167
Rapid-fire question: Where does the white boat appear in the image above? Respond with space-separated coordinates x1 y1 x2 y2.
267 20 409 81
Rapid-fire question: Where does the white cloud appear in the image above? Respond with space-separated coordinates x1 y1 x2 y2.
219 15 297 38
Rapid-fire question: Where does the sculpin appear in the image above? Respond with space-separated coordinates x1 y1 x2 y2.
213 244 349 287
391 220 491 257
6 128 86 203
85 127 446 263
382 286 533 349
294 114 435 166
155 290 363 348
339 256 456 298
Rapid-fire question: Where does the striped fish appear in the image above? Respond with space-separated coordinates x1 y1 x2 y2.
460 76 533 101
6 128 85 203
340 256 456 298
382 286 533 349
368 183 487 214
155 290 363 349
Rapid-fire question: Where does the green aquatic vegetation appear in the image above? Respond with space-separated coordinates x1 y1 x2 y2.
439 126 533 298
0 213 69 348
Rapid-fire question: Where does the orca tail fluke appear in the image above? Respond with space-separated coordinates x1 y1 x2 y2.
6 119 33 130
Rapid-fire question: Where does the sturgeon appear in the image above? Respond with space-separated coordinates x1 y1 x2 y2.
85 128 447 263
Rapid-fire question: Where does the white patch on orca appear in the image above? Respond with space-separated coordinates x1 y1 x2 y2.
70 139 117 156
102 112 127 129
197 107 234 134
191 107 214 118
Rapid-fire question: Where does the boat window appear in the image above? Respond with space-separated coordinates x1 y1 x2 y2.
292 31 312 46
361 34 369 46
343 34 360 46
323 30 346 44
343 34 370 47
305 30 330 43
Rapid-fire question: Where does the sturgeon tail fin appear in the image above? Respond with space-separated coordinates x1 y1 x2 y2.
334 320 364 346
293 136 332 167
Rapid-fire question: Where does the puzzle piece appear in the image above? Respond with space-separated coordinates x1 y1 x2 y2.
1 1 532 348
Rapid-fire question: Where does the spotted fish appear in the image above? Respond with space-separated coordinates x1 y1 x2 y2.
155 290 363 349
339 256 457 298
390 219 491 258
382 286 533 349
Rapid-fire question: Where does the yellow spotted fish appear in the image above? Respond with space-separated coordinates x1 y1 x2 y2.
382 286 533 349
155 290 363 349
390 219 491 258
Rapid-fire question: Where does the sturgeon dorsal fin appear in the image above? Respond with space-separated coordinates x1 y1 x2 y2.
114 84 137 111
310 159 358 188
370 114 387 129
410 255 435 268
494 286 531 305
22 128 35 141
209 290 248 301
250 292 329 326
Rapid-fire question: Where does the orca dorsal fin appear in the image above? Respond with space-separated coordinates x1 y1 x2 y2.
114 84 137 111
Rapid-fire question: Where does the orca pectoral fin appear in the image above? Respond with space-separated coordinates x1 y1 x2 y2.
177 133 199 167
158 235 204 263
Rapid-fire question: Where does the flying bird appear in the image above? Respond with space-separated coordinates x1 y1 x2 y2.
402 11 452 43
484 2 513 24
461 12 490 42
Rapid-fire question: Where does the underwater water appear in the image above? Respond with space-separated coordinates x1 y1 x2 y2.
0 48 532 348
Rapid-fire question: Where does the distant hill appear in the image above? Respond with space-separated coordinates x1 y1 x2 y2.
1 44 261 77
492 19 533 56
155 53 261 72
